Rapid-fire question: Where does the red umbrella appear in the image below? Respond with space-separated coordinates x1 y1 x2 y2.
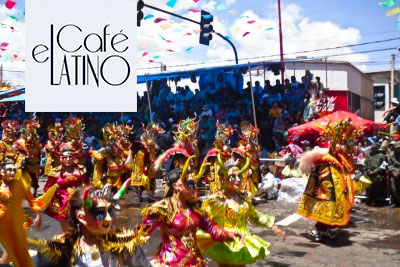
288 111 382 136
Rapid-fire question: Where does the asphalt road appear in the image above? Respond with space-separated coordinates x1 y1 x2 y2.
20 177 400 266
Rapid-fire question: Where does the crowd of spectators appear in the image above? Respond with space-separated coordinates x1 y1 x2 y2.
0 70 324 156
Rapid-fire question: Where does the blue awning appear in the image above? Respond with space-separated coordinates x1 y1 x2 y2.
0 87 25 98
137 61 284 84
0 93 25 102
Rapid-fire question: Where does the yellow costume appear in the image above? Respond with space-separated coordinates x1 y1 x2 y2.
91 124 128 188
297 120 360 239
197 154 275 265
0 171 56 267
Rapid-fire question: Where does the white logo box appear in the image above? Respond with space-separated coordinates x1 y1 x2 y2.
26 0 137 112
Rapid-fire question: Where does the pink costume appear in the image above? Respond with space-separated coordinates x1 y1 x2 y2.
44 166 88 220
139 197 229 267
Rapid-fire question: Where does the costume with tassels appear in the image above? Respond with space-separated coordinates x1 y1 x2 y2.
44 122 64 176
14 119 42 195
139 156 231 267
44 142 88 220
0 120 19 162
30 184 150 267
127 123 164 201
154 118 199 174
0 157 56 267
197 153 275 266
91 123 128 189
297 120 361 241
203 121 233 193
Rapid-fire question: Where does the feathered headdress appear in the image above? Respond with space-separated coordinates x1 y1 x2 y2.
1 120 19 141
316 119 363 156
173 117 199 144
63 117 85 142
48 122 64 143
21 119 40 140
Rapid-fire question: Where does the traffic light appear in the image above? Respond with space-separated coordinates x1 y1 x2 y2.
137 0 144 27
199 10 213 46
373 87 385 109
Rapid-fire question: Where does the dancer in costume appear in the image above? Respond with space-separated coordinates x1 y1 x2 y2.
44 142 88 234
203 121 234 193
0 158 55 267
63 117 85 165
197 154 285 267
237 122 261 186
91 123 128 189
154 117 199 175
44 122 64 176
14 119 42 197
138 156 239 267
127 123 164 202
31 185 151 267
0 120 19 163
297 120 360 241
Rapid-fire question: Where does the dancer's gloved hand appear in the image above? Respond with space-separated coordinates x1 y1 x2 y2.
272 225 286 240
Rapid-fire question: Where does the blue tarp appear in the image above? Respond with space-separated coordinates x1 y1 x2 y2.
0 93 25 102
137 61 285 84
0 87 25 98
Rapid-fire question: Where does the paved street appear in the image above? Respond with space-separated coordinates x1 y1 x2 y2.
21 177 400 266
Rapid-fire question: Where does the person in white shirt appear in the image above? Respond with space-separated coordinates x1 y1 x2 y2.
254 165 278 201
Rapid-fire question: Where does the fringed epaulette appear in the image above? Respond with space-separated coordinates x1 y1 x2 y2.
29 238 63 264
141 198 175 224
100 227 142 255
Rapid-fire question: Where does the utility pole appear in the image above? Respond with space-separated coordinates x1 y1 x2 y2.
390 53 395 109
0 65 3 88
277 0 285 89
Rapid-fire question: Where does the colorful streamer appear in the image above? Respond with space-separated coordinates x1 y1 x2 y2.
216 3 227 11
189 8 200 13
247 20 256 24
379 0 396 8
243 32 250 37
154 18 167 23
386 7 400 17
167 0 178 8
5 0 16 10
144 14 154 20
186 47 193 51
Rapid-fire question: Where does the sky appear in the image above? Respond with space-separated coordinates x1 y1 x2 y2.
1 0 400 86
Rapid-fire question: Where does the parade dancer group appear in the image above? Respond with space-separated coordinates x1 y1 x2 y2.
0 115 362 266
